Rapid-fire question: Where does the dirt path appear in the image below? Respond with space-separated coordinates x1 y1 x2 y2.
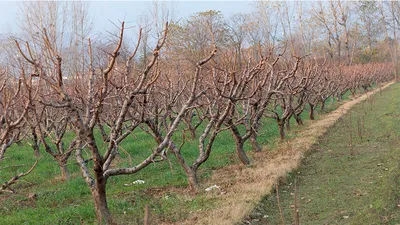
182 81 395 225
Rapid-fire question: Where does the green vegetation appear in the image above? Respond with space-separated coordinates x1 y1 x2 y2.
245 83 400 225
0 88 361 224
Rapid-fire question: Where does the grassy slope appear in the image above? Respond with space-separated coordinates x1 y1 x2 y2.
244 83 400 225
0 89 355 225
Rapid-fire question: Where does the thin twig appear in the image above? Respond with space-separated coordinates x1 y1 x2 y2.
0 160 38 194
276 183 285 225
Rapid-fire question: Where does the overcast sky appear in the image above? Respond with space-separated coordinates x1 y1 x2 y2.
0 1 254 34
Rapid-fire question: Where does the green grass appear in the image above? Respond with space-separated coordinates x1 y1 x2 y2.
0 88 358 224
244 83 400 225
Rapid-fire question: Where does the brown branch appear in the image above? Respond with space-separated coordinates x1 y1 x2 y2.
14 40 35 65
0 160 38 194
103 21 125 75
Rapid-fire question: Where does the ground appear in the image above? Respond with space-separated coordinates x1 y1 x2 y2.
243 83 400 225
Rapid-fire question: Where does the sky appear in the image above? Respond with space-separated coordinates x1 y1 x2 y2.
0 1 254 34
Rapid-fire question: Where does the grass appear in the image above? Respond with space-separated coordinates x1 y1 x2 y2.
244 83 400 225
0 86 363 225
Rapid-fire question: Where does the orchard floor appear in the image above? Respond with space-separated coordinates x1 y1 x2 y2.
240 82 400 225
186 81 396 225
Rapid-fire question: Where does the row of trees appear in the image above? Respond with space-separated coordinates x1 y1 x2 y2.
0 1 397 224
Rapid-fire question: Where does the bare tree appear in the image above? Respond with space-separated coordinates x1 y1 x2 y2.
0 69 31 160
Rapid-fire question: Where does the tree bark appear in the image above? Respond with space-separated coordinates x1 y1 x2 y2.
294 113 303 126
0 144 7 160
189 129 196 140
58 159 70 181
250 133 261 152
31 128 40 157
278 120 286 140
320 100 326 112
147 121 201 193
230 125 250 165
88 130 113 225
187 167 200 192
170 145 200 193
285 117 291 131
92 178 112 225
309 104 315 120
32 144 40 158
235 139 250 165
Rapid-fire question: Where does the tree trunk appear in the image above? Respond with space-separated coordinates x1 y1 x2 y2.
285 117 291 131
235 139 250 165
58 159 70 181
145 122 200 193
92 178 112 225
294 113 303 126
250 133 261 152
187 167 200 193
309 104 315 120
320 100 326 112
32 143 40 157
189 129 196 140
230 125 250 165
171 145 200 193
337 93 343 102
166 138 200 193
0 144 6 160
31 128 40 157
351 89 356 98
278 120 285 140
